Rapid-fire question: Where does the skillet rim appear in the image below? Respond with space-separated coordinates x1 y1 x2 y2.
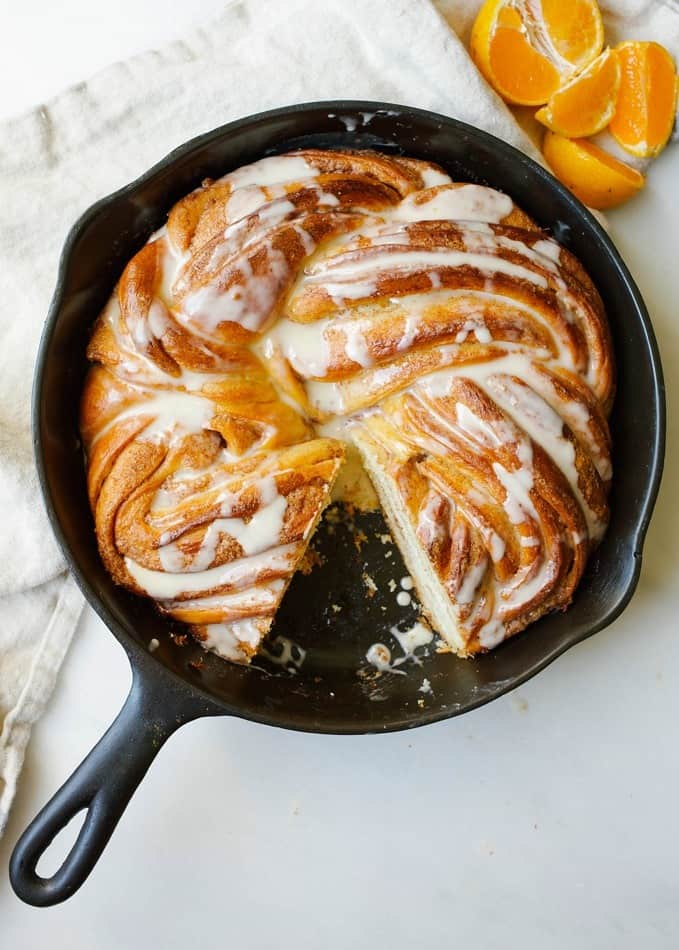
32 99 666 734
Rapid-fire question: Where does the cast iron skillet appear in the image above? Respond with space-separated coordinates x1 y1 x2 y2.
10 102 665 906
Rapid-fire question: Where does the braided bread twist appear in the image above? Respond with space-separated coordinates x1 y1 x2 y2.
81 149 613 661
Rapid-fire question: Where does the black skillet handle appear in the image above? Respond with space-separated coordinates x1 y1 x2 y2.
9 664 213 906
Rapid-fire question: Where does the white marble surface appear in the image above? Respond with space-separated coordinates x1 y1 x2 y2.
1 3 678 946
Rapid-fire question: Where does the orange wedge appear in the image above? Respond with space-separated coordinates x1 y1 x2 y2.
609 41 678 158
543 131 645 209
536 48 620 137
471 0 604 106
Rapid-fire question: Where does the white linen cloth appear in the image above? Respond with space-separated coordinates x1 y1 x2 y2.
0 0 676 834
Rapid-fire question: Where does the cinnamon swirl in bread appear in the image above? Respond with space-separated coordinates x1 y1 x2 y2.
80 148 613 662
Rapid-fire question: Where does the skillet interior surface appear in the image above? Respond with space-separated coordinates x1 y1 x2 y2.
35 101 665 734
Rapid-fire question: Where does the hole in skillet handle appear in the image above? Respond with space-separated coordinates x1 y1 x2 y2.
9 664 216 906
36 808 88 878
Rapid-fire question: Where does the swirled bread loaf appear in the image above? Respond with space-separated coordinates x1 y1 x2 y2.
80 148 613 662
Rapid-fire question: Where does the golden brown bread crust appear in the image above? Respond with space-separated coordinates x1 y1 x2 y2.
81 148 613 662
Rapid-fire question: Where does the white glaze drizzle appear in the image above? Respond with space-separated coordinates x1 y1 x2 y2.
226 154 319 190
365 620 434 676
200 618 267 662
126 544 296 599
91 390 214 448
306 248 550 297
392 184 513 224
93 150 610 662
365 642 404 674
157 491 288 574
260 635 307 669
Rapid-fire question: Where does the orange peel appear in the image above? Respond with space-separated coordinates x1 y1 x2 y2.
543 131 645 210
609 41 678 158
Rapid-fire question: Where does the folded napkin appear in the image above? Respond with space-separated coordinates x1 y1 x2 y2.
0 0 675 835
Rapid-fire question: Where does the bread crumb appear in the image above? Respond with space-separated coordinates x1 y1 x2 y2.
362 571 378 598
324 505 342 525
388 579 397 592
353 528 368 552
298 544 324 575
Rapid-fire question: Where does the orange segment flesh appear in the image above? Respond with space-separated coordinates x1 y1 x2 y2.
471 0 604 106
543 131 645 209
536 48 620 137
609 41 678 158
540 0 604 73
485 4 563 105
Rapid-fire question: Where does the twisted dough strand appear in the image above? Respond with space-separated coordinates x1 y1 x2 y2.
81 149 613 661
